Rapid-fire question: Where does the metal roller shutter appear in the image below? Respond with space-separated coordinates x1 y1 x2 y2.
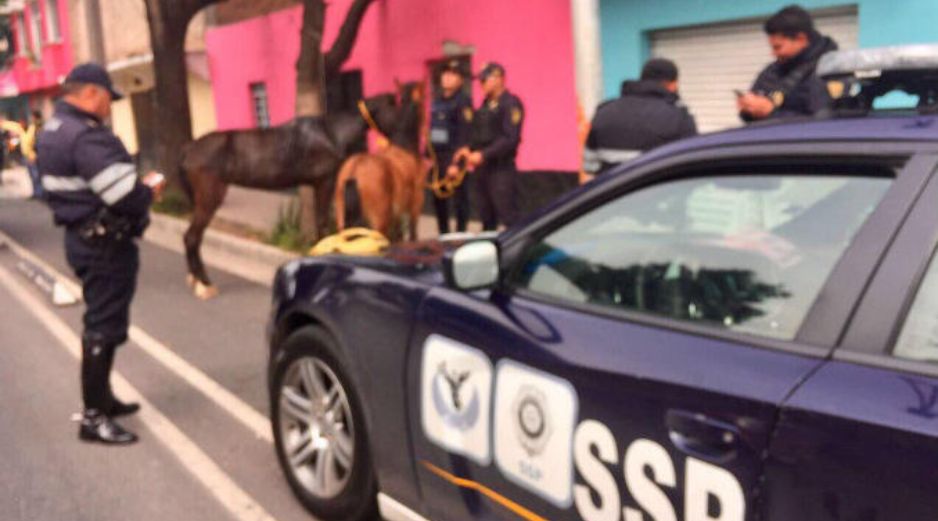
650 7 858 132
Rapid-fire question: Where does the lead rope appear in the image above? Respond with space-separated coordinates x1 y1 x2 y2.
425 131 469 200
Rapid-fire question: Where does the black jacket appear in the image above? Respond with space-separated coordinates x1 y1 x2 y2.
742 34 838 122
37 100 152 230
469 90 524 171
584 80 697 175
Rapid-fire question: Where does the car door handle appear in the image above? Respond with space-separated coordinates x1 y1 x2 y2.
665 409 741 464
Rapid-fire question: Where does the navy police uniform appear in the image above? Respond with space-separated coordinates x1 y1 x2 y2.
38 64 151 443
430 88 473 234
468 76 524 231
742 34 838 122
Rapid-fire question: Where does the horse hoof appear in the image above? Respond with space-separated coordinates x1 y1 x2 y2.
186 274 196 288
193 281 219 300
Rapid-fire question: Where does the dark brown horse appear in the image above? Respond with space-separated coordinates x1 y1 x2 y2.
334 82 426 241
179 93 400 298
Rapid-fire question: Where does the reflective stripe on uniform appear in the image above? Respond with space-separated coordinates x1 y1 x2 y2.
89 162 136 195
583 148 643 174
97 166 138 205
42 175 88 192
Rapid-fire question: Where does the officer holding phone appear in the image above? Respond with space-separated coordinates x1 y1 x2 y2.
37 63 165 445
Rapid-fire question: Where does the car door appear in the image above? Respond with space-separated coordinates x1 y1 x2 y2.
763 154 938 520
405 152 909 521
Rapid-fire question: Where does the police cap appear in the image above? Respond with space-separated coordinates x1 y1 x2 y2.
65 63 124 100
478 62 506 82
440 59 466 77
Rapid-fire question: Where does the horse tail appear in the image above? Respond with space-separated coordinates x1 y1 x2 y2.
334 156 360 231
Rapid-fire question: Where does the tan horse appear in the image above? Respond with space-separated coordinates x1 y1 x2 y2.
334 82 426 240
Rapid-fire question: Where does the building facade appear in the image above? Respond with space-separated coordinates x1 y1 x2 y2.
596 0 938 132
205 0 583 172
2 0 73 121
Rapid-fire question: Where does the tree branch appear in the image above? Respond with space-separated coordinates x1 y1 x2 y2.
323 0 375 74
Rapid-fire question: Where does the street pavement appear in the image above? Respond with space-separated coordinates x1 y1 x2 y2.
0 181 345 520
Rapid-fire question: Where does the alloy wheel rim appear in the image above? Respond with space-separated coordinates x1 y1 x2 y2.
279 356 355 499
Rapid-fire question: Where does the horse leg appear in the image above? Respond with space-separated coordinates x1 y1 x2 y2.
315 174 337 241
409 172 425 241
184 170 227 299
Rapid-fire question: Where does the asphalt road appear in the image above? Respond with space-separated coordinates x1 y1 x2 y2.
0 197 326 521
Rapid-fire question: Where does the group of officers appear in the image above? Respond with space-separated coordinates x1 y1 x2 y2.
34 3 837 446
430 5 838 232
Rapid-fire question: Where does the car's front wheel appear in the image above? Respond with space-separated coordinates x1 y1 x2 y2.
271 326 377 521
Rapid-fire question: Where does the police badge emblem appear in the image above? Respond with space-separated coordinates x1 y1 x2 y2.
513 385 551 456
511 107 522 125
771 90 785 107
463 107 473 122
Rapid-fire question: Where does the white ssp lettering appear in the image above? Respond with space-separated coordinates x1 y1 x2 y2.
573 420 745 521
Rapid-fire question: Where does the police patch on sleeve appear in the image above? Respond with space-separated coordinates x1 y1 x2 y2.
494 359 578 507
421 335 493 465
511 107 522 125
463 107 474 122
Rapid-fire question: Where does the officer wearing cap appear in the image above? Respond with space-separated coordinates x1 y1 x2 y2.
583 58 697 178
37 63 165 445
429 60 473 235
453 62 524 230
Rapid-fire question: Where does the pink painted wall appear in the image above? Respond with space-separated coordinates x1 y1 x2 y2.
10 0 73 94
205 0 580 172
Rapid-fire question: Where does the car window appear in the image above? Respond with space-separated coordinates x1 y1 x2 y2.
894 251 938 362
512 174 891 340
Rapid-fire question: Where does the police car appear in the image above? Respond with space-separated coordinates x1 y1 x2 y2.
266 45 938 521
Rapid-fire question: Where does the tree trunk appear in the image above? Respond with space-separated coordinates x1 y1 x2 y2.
144 0 225 191
295 0 327 240
324 0 375 75
294 0 377 241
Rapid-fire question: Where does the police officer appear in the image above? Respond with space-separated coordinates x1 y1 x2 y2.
429 60 473 235
454 62 524 231
584 58 697 177
38 63 165 445
738 5 838 121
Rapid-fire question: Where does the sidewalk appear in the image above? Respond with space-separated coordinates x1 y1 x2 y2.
218 185 481 240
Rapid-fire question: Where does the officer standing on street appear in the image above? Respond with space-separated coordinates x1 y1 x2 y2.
453 62 524 231
584 58 697 178
38 63 165 445
429 60 473 235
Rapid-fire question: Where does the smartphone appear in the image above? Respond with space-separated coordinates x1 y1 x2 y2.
144 172 166 188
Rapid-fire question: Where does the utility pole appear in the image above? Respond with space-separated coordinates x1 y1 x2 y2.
84 0 106 64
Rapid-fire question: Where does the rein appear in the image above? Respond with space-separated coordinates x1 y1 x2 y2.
357 100 390 149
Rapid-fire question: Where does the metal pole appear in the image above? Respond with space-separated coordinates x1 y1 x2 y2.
84 0 106 64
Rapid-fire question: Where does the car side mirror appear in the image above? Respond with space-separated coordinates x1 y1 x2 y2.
444 241 500 291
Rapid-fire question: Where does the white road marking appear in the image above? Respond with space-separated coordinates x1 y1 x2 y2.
0 229 273 443
0 264 279 521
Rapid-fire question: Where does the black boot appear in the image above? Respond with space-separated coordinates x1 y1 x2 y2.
80 334 138 445
78 410 138 445
102 347 140 417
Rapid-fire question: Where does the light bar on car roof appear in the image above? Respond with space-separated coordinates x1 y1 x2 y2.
818 44 938 79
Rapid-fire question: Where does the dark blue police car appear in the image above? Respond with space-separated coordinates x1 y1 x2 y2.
266 46 938 521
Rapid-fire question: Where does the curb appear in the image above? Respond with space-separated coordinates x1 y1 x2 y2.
145 213 299 288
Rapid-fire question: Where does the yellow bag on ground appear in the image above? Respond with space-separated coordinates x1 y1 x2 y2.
309 228 389 256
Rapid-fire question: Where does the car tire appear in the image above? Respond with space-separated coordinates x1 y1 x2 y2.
271 325 378 521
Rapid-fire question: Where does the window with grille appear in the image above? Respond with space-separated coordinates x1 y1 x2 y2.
28 1 42 63
44 0 61 42
251 82 271 128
